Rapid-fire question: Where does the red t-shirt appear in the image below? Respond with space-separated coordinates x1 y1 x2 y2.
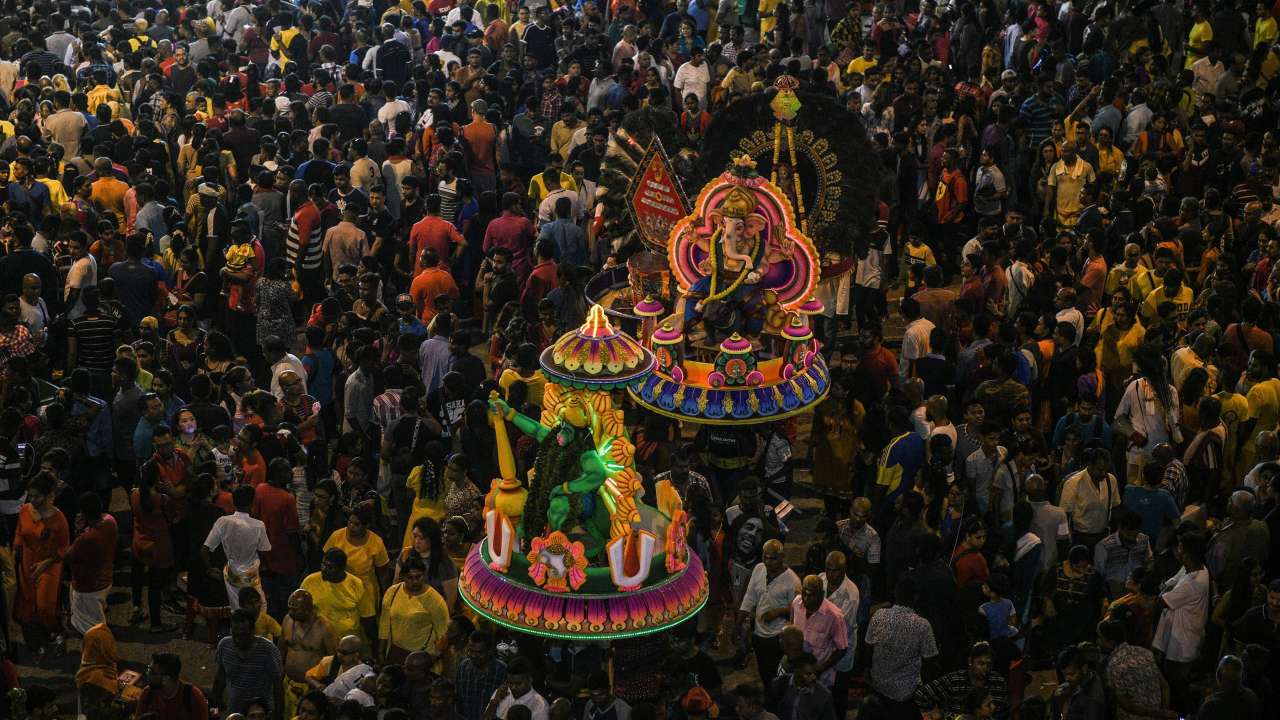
461 120 498 175
239 449 267 487
135 682 210 720
63 514 118 593
252 483 302 575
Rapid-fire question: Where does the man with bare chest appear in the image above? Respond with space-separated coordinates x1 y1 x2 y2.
280 589 335 720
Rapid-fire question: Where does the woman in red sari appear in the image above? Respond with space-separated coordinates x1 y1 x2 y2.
14 472 70 654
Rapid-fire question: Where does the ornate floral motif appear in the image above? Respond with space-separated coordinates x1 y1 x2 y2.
526 531 588 592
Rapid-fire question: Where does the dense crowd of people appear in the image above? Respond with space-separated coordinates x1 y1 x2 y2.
0 1 1277 720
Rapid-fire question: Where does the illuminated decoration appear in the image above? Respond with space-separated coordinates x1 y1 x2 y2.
626 138 692 254
726 95 844 236
461 306 709 639
527 531 588 592
483 509 516 572
606 530 659 591
629 157 830 424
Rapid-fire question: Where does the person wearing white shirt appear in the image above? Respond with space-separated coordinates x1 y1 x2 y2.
1053 287 1085 347
484 657 549 720
1006 252 1036 317
1152 531 1210 713
18 274 49 346
612 26 638 70
739 539 802 682
1190 47 1226 98
65 236 98 320
1122 95 1152 148
445 3 484 28
899 297 935 382
203 485 272 611
266 336 309 400
377 94 413 126
673 50 712 108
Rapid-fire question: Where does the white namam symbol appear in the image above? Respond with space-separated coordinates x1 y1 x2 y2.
540 549 569 578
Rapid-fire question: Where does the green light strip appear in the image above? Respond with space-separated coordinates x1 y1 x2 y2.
458 589 708 641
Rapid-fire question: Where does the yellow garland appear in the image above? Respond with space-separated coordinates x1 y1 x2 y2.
788 125 807 233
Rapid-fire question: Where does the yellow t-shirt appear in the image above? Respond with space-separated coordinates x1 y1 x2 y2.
1095 145 1125 177
1256 17 1278 48
1141 285 1194 323
1185 20 1213 68
323 529 390 616
498 368 547 408
759 0 782 35
845 55 879 77
1047 157 1096 227
402 465 447 547
300 571 375 643
255 610 282 642
526 172 578 205
272 27 301 66
378 583 449 655
37 177 69 211
902 242 937 290
1096 320 1146 380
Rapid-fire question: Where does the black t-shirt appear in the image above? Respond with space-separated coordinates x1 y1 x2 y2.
522 23 557 68
424 389 467 439
387 414 438 473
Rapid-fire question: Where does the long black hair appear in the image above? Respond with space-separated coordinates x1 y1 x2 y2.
411 516 447 580
1133 343 1173 410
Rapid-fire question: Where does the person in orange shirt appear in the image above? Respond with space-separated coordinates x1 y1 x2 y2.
234 424 268 487
409 248 461 323
409 195 466 273
89 157 130 231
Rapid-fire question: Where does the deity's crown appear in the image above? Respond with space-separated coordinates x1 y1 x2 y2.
718 186 758 219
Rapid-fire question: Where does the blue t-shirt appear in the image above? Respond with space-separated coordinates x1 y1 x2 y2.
980 597 1017 639
876 432 925 511
1122 484 1179 543
301 347 336 406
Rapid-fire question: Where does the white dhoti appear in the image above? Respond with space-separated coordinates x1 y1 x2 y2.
224 564 264 611
70 586 109 634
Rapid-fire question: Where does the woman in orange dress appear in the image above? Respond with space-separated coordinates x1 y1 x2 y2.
14 472 70 654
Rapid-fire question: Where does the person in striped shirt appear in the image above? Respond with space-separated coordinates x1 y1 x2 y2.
287 182 326 308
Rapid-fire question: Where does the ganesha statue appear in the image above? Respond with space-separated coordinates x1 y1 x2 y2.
670 156 819 344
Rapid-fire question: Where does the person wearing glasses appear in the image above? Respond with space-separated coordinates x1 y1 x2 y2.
136 652 211 720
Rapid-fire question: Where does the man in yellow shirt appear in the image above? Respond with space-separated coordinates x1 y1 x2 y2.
1242 350 1280 472
1106 243 1153 296
1141 268 1194 326
34 157 69 212
1097 302 1145 400
1093 126 1125 177
1045 142 1096 227
300 549 377 645
846 41 879 78
526 160 578 205
377 557 449 663
759 0 782 37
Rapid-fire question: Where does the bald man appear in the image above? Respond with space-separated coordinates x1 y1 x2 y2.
18 274 49 346
739 538 800 682
789 575 848 687
1026 474 1071 574
281 589 336 719
306 635 371 701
